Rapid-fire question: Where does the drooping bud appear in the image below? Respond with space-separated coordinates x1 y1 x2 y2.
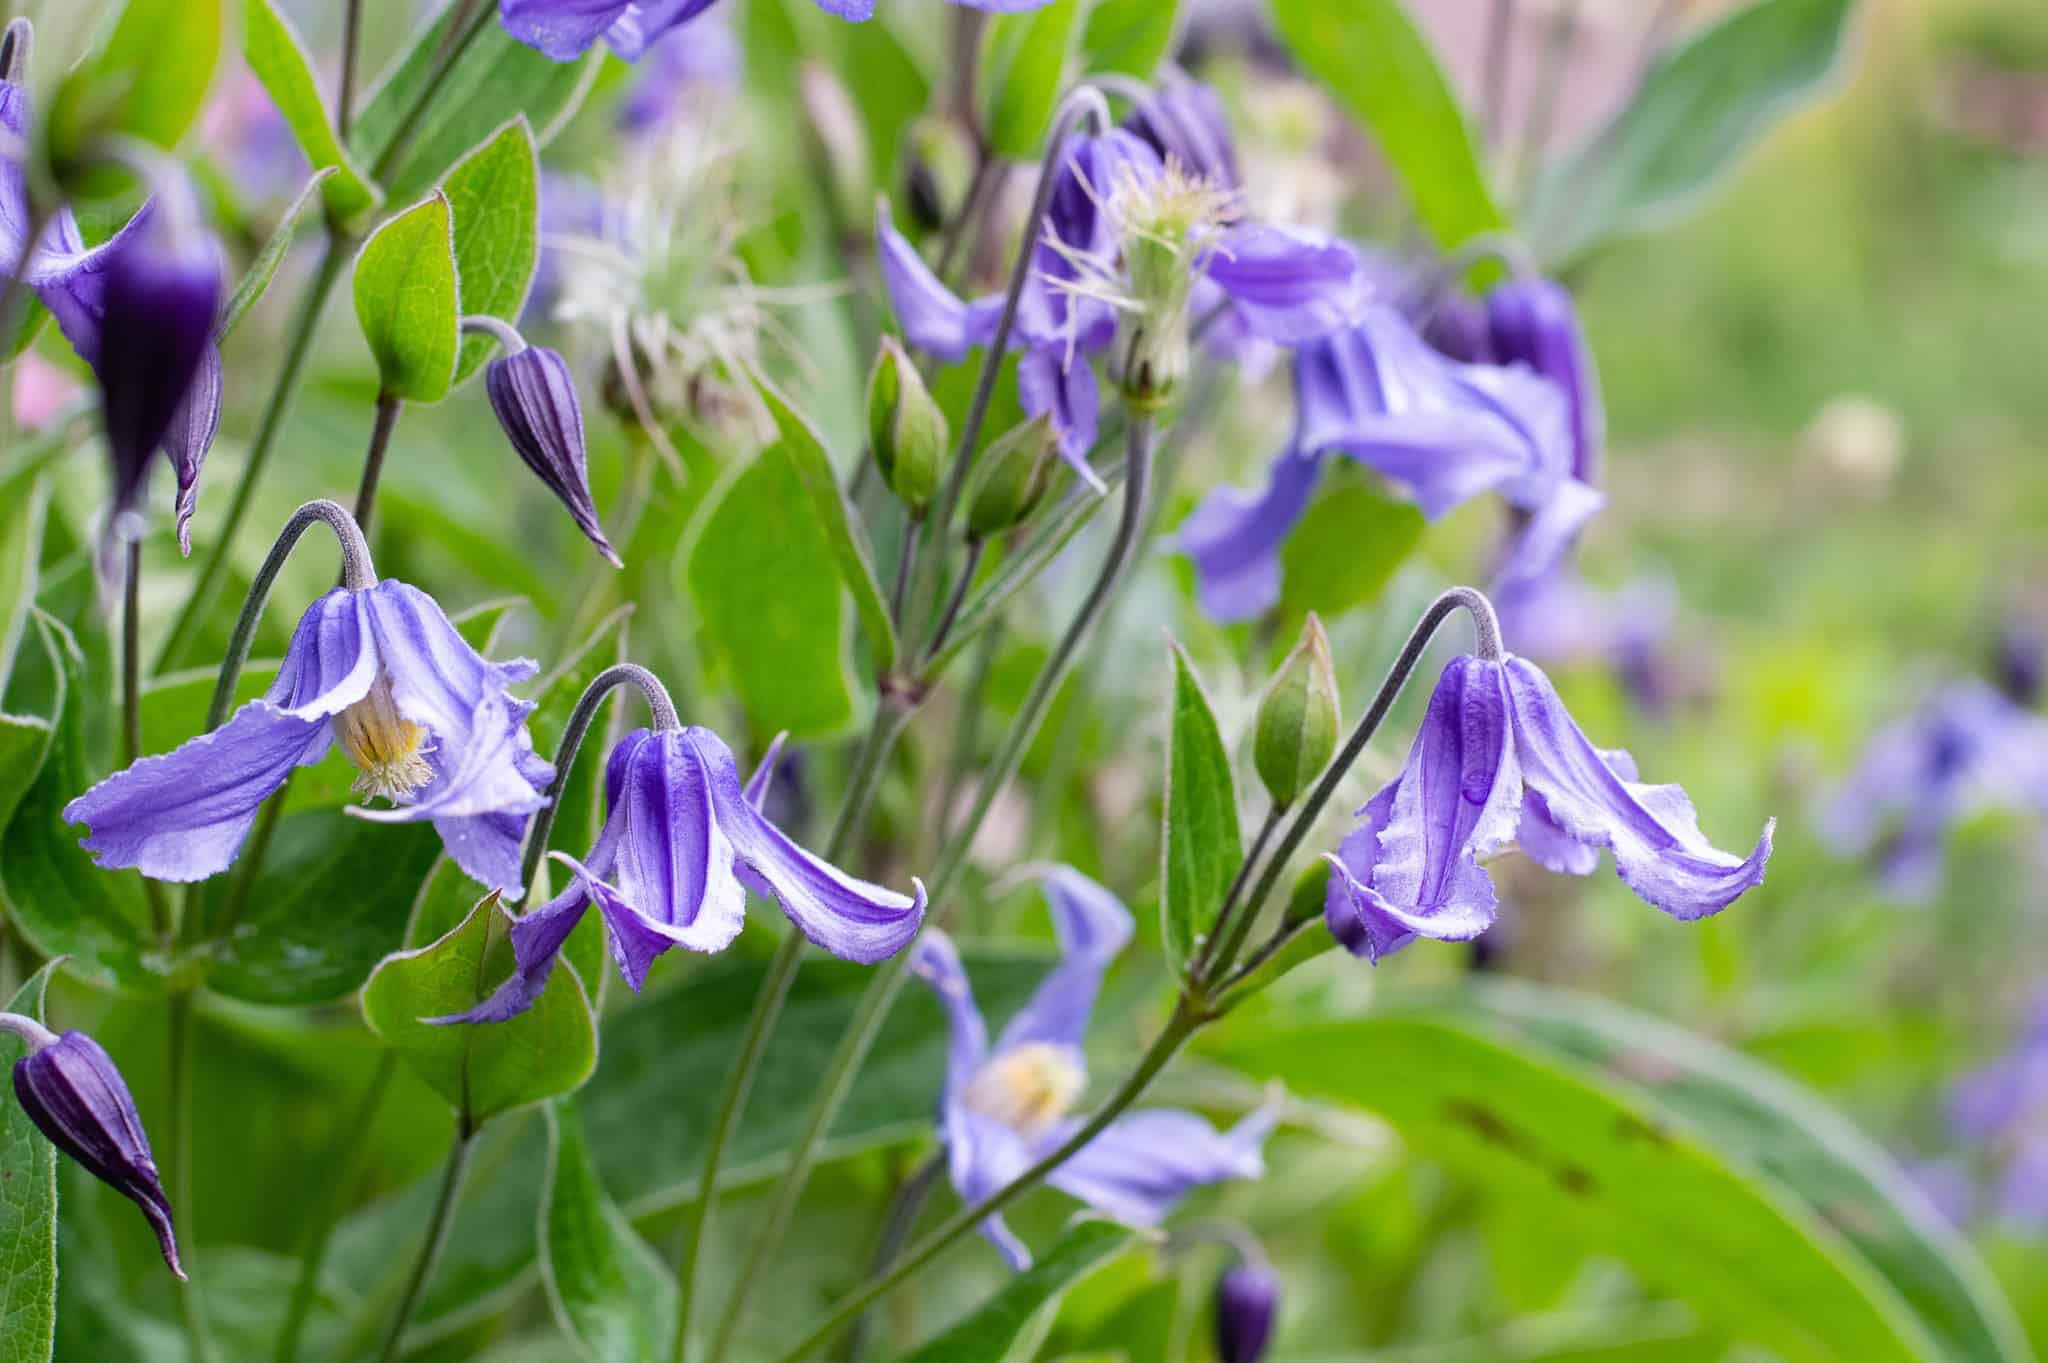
904 114 978 233
1122 78 1243 195
10 1027 183 1278
1214 1261 1279 1363
966 415 1059 539
1484 276 1602 483
480 324 622 568
1254 613 1340 808
866 337 946 516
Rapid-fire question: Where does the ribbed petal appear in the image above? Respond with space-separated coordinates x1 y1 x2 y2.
1017 345 1103 488
486 346 620 566
1123 79 1241 190
601 729 748 955
994 866 1133 1054
1323 656 1520 960
1040 1105 1275 1227
602 0 721 58
555 850 704 989
875 197 1002 362
1204 226 1363 344
500 0 632 60
1491 477 1604 598
1486 276 1603 483
704 727 925 962
1505 655 1772 919
427 882 591 1025
1174 446 1322 623
166 346 223 555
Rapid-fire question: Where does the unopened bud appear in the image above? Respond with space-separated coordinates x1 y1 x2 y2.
866 337 945 515
904 115 978 234
1215 1261 1278 1363
966 416 1058 538
800 62 872 231
482 331 621 568
1254 613 1339 807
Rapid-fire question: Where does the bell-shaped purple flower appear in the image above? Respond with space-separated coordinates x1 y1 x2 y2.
9 1026 182 1278
64 580 553 895
440 726 925 1023
1484 275 1603 484
1215 1261 1279 1363
503 0 1055 61
485 342 621 566
1324 654 1773 961
1123 79 1242 193
912 867 1273 1268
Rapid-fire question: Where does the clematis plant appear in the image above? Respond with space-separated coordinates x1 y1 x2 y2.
500 0 1055 62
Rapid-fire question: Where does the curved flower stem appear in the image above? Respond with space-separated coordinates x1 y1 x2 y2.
337 0 365 141
156 238 351 673
519 663 682 897
707 413 1157 1363
373 1123 476 1363
1199 587 1501 987
1189 801 1286 986
166 990 216 1363
204 499 377 736
920 537 983 665
769 1002 1205 1363
351 393 404 537
682 698 914 1363
843 1152 947 1363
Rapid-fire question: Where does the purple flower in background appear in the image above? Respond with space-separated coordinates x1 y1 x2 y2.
1482 275 1603 483
1215 1260 1280 1363
4 1020 181 1278
913 867 1273 1267
1123 79 1243 193
503 0 1055 60
618 6 739 130
1324 654 1773 961
484 340 621 566
1493 564 1680 714
64 580 553 895
1818 681 2048 901
1946 995 2048 1230
440 728 925 1023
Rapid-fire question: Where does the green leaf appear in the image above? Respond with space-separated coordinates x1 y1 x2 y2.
0 467 51 697
1527 0 1857 266
361 892 597 1127
0 614 162 996
753 376 900 676
540 1101 676 1363
353 192 461 403
47 0 223 179
0 961 65 1363
199 809 442 1006
442 118 541 385
897 1221 1135 1363
983 0 1090 160
242 0 382 223
686 448 859 740
1277 478 1426 628
217 168 338 342
1214 1002 1960 1363
1161 643 1241 977
351 7 600 204
1080 0 1182 80
1270 0 1504 247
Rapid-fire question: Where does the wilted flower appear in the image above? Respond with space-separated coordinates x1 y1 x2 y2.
1215 1260 1279 1363
913 867 1273 1267
1324 652 1773 961
440 726 926 1023
479 324 621 566
65 578 553 895
1818 680 2048 901
2 1018 181 1278
1946 994 2048 1230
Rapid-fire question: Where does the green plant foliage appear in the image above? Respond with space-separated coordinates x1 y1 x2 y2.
982 0 1089 160
352 192 461 403
1161 642 1241 977
442 118 541 384
896 1220 1136 1363
242 0 381 223
0 961 65 1363
540 1101 676 1363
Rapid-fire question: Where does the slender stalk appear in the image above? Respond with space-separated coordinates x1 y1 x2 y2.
930 621 1001 854
274 1050 399 1363
1190 803 1285 986
121 540 144 763
708 414 1157 1362
166 990 215 1363
844 1154 946 1363
1481 0 1517 148
933 154 994 285
520 663 682 895
351 392 404 536
1515 0 1582 192
338 0 365 141
207 793 288 944
769 1004 1204 1363
889 517 921 633
374 1125 476 1363
156 240 350 673
921 537 983 663
367 0 492 186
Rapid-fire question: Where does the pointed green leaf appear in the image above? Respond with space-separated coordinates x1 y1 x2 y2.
0 467 51 700
46 0 223 183
353 191 460 403
983 0 1090 160
243 0 382 223
1278 479 1426 626
1270 0 1504 248
540 1102 676 1363
1161 642 1241 976
1081 0 1183 80
361 892 597 1127
217 169 340 342
898 1221 1136 1363
0 960 65 1363
442 118 541 384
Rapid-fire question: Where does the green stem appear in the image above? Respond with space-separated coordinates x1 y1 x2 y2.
374 1123 476 1363
166 990 216 1363
770 1003 1204 1363
337 0 365 142
120 540 143 763
1191 801 1286 986
351 392 404 537
920 537 982 665
366 0 493 186
928 620 1001 856
844 1154 946 1363
519 663 681 896
274 1050 398 1363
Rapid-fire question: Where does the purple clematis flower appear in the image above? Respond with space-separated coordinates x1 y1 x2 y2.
1324 653 1773 961
1818 680 2048 901
503 0 1053 61
64 580 553 895
1946 995 2048 1230
483 338 621 566
1493 563 1681 714
912 867 1273 1268
440 727 925 1023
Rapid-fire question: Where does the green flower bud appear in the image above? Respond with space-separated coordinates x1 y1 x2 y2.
1254 613 1340 808
966 416 1059 538
867 338 946 515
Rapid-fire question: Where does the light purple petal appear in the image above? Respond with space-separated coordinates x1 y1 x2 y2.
432 809 533 898
1204 226 1363 343
1486 276 1603 483
1492 478 1604 598
166 347 223 555
555 850 702 989
428 883 591 1024
1173 445 1322 623
1017 346 1103 489
875 197 1001 363
994 866 1133 1054
1504 655 1772 919
595 728 749 955
499 0 632 60
1040 1105 1274 1227
602 0 721 59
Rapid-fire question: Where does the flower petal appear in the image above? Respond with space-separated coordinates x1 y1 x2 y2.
1173 445 1322 623
427 882 591 1025
166 346 223 556
1040 1105 1274 1227
1204 226 1363 344
994 866 1133 1054
1017 345 1103 489
875 197 1001 363
500 0 633 60
602 0 722 59
603 729 748 954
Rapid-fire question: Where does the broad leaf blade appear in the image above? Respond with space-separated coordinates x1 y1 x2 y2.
242 0 381 223
0 961 65 1363
540 1101 676 1363
47 0 223 176
442 118 541 384
1277 480 1426 627
1270 0 1504 248
1081 0 1182 80
983 0 1090 161
897 1221 1135 1363
352 192 461 403
1161 643 1241 977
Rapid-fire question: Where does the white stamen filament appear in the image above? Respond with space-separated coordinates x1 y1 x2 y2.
963 1042 1087 1138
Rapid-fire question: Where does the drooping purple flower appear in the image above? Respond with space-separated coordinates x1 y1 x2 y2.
1818 681 2048 902
1215 1261 1279 1363
439 727 925 1023
64 580 553 895
502 0 1055 60
7 1023 182 1278
1483 276 1603 484
912 867 1273 1268
1122 78 1243 193
1324 653 1773 961
485 342 621 566
1945 995 2048 1230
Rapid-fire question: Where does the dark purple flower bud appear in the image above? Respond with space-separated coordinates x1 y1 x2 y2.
483 339 622 568
1484 276 1602 483
1996 624 2045 708
1215 1261 1279 1363
1122 79 1242 193
12 1029 183 1278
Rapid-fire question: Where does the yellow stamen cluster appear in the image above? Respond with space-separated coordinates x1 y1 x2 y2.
964 1042 1087 1137
333 675 435 803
